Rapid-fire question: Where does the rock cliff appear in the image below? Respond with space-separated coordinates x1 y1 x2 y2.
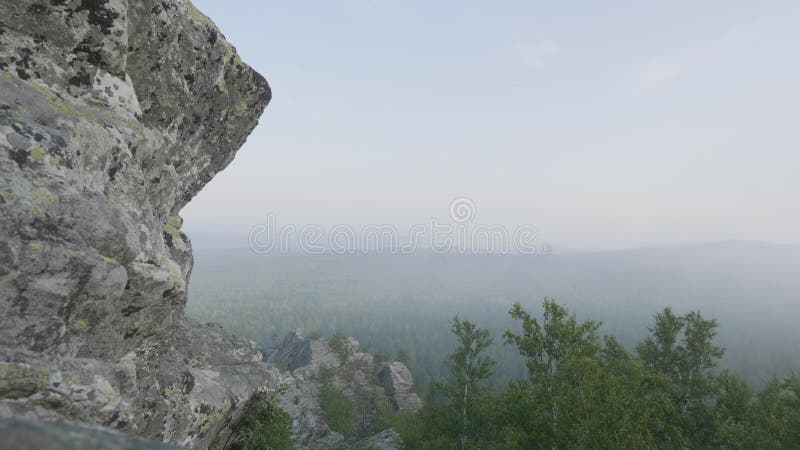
0 1 279 448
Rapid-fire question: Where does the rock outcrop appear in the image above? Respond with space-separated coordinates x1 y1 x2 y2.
1 417 182 450
351 429 403 450
376 362 422 412
0 1 278 448
268 331 420 449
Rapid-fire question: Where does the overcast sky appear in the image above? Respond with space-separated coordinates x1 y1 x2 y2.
183 0 800 251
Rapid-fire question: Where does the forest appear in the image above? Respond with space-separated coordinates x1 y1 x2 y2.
186 241 800 448
187 241 800 391
391 301 800 449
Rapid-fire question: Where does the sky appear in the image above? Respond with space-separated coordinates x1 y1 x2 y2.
183 0 800 251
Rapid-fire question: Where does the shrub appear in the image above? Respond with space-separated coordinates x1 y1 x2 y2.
318 364 336 384
373 351 392 365
228 391 292 450
328 334 352 362
320 384 357 437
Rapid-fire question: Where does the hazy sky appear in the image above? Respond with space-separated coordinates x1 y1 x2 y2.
183 0 800 251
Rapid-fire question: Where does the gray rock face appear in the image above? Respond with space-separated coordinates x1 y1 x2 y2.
0 1 278 448
0 418 181 450
376 362 422 412
269 331 418 449
269 329 314 371
350 429 403 450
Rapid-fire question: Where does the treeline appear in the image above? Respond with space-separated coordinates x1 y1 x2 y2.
187 251 800 391
394 300 800 449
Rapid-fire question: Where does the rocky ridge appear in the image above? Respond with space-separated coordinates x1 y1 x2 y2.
268 330 421 449
0 0 279 448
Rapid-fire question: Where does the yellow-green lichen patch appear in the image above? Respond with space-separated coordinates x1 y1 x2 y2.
169 265 183 290
138 322 158 337
161 257 184 290
125 118 145 141
29 242 43 261
24 79 106 125
167 215 183 230
100 254 118 265
28 81 85 119
195 411 211 429
187 0 216 29
20 225 37 238
0 363 50 398
32 393 70 414
63 372 81 385
75 319 89 331
162 428 174 443
30 187 57 205
246 118 259 131
231 99 249 119
0 190 16 203
232 53 244 68
30 147 46 162
163 215 188 250
68 249 85 258
162 386 174 399
223 44 245 70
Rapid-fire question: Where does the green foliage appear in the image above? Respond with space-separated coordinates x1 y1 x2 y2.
370 397 395 432
717 374 800 449
227 392 292 450
318 364 336 384
187 251 800 392
275 356 291 371
319 384 357 437
396 349 412 367
495 300 673 449
328 334 352 362
185 251 800 449
373 351 393 365
442 316 495 448
446 317 495 392
636 308 726 447
396 299 800 450
308 330 322 340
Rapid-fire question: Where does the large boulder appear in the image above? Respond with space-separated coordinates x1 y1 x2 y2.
268 329 314 371
0 1 278 448
376 362 422 412
350 429 403 450
0 418 181 450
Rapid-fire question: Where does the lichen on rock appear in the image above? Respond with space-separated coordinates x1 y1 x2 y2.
0 1 276 448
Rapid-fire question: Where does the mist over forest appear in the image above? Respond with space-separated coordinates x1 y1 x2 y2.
187 240 800 389
4 0 800 448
